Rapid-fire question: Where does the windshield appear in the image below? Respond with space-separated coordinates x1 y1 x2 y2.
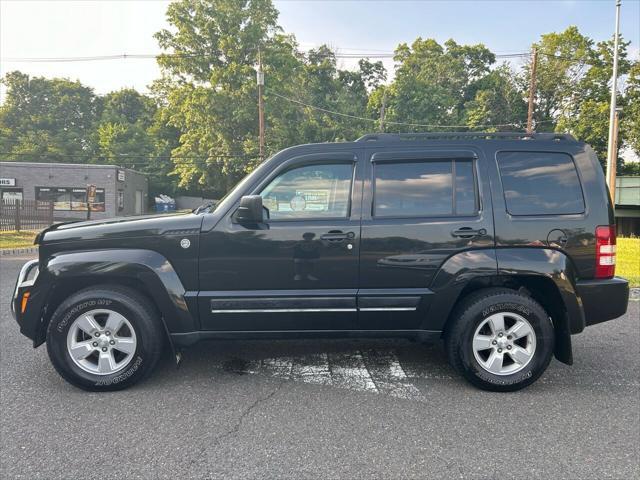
206 158 274 215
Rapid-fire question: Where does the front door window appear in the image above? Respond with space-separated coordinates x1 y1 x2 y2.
260 164 353 220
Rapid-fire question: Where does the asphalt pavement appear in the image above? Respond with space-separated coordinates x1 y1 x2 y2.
1 254 638 479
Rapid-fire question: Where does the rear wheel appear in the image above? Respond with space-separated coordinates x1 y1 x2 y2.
445 288 554 392
46 286 164 391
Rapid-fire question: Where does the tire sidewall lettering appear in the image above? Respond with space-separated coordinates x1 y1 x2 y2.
95 356 143 386
481 302 531 319
56 298 114 333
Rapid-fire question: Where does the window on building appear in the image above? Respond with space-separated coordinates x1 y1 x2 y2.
71 188 88 211
35 186 105 211
0 188 23 203
117 190 124 211
91 188 106 212
497 152 585 216
373 159 478 217
36 187 71 210
260 163 353 220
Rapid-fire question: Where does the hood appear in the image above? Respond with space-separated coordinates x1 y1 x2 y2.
38 211 204 244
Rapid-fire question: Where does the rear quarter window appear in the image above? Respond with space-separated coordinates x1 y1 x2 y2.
496 151 585 216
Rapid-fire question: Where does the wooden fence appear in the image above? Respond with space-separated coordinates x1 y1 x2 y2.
0 200 54 232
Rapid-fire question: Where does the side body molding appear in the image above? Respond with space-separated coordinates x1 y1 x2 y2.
495 248 585 334
31 249 195 346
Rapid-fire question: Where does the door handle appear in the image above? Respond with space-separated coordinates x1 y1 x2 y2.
320 231 355 242
451 227 487 238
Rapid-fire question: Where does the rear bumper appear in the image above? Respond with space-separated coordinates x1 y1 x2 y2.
576 277 629 327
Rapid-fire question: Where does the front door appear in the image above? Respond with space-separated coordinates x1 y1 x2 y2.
198 151 362 331
358 147 494 330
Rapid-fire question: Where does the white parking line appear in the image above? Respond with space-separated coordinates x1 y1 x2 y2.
361 349 425 400
237 349 430 400
327 351 378 393
291 352 332 385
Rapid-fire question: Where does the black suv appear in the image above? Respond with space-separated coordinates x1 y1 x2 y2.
12 132 629 392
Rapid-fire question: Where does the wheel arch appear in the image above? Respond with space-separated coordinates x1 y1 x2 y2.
431 247 585 366
31 249 196 348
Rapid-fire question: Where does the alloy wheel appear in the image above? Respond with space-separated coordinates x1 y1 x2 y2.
472 312 537 375
66 309 137 375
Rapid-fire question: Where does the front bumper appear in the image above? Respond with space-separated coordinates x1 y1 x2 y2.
576 276 629 327
11 260 39 322
11 260 51 346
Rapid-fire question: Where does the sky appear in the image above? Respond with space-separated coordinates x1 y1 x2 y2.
0 0 639 99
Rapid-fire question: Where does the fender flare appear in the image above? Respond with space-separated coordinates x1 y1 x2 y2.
32 249 196 347
428 247 584 365
494 248 585 334
426 248 499 331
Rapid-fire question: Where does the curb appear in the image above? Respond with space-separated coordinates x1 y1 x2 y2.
0 246 39 257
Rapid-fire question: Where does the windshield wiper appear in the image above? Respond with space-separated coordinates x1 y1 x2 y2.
193 202 216 214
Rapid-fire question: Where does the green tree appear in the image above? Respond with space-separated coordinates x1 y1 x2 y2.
94 89 179 195
96 89 156 161
153 0 380 195
290 47 374 142
153 0 285 195
0 71 99 162
464 65 528 131
552 34 631 166
373 38 495 131
525 26 593 131
621 60 640 167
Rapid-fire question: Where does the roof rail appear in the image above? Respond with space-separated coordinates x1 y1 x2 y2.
356 132 577 142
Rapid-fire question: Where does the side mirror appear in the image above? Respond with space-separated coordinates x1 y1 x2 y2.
233 195 265 224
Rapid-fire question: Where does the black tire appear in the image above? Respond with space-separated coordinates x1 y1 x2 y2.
46 285 164 391
445 288 554 392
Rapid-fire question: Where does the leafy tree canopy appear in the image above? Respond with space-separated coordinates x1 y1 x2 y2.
1 2 638 197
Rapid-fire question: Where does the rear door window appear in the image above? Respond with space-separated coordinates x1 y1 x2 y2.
496 151 585 216
373 159 477 217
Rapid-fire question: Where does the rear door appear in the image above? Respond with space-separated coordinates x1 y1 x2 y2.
358 146 494 330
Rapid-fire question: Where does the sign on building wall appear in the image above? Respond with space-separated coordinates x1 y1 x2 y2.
117 170 126 182
0 178 16 186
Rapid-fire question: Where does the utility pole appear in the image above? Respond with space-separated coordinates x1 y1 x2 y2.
526 47 538 134
86 184 96 220
606 0 622 202
379 89 387 132
610 108 621 203
257 50 265 161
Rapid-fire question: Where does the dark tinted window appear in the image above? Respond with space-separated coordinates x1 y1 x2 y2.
455 160 476 215
374 160 477 217
497 152 584 215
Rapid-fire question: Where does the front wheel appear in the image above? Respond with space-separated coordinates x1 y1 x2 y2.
46 286 164 391
445 288 554 392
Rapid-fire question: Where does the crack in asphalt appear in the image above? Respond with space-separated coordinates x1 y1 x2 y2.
211 381 284 446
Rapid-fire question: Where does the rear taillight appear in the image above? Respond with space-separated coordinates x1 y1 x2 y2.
595 225 616 279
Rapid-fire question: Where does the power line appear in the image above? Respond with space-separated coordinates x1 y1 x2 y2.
537 51 593 64
2 51 534 63
270 91 529 129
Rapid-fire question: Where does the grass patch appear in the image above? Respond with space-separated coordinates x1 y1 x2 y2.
0 230 38 250
617 237 640 288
